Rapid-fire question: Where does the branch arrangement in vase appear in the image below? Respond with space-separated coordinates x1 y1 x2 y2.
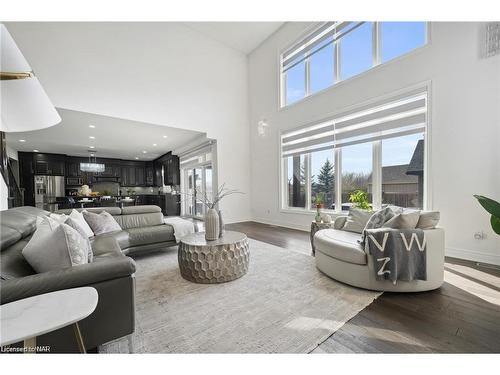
185 183 244 210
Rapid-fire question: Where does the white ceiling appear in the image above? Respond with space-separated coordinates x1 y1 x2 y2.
184 22 284 54
6 108 204 161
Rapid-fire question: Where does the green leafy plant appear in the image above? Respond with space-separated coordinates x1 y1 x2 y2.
349 190 371 210
314 192 324 207
473 195 500 235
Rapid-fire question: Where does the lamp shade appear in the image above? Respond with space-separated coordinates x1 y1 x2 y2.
0 24 61 132
0 24 32 72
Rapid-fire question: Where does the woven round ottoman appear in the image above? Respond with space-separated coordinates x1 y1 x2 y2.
178 231 250 283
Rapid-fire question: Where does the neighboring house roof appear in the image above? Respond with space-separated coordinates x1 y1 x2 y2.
368 164 418 185
406 139 424 175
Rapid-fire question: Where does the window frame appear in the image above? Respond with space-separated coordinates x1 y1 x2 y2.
279 22 429 109
279 83 432 215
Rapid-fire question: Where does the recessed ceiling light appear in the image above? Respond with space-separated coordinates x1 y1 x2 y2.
142 150 147 154
163 135 168 138
89 136 95 139
135 157 139 160
89 124 95 128
89 146 95 149
33 149 39 152
90 153 95 157
152 143 157 146
19 139 26 142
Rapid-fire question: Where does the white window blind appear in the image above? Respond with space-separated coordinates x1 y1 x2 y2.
281 21 365 74
281 88 427 158
179 142 214 169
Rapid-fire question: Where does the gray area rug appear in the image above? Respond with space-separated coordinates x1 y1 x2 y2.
101 239 381 353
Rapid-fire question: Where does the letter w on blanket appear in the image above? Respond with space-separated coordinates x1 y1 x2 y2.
365 228 427 284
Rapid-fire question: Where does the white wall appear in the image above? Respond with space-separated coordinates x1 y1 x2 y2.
248 22 500 264
5 22 251 223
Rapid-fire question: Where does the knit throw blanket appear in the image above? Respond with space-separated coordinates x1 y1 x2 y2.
365 228 427 284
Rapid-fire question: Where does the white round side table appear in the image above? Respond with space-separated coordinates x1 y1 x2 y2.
0 287 98 353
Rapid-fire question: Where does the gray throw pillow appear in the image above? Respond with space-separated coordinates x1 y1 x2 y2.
382 210 421 229
364 207 396 231
83 210 121 235
342 208 374 234
416 211 440 229
361 206 395 242
66 217 93 262
22 217 89 273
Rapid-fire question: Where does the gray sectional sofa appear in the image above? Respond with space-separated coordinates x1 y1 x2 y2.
0 205 177 352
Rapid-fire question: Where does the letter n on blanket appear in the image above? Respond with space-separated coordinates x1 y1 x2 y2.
366 228 427 283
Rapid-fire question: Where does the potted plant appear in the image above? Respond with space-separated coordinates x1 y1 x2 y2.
314 193 324 223
474 195 500 235
349 190 371 210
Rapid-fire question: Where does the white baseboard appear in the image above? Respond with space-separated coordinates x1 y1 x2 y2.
446 246 500 266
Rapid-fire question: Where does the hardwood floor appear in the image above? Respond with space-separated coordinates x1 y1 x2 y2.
224 221 500 353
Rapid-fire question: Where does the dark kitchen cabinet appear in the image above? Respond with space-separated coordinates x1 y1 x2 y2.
153 161 163 187
34 153 65 176
164 154 180 186
135 165 145 186
145 162 154 186
18 152 35 206
66 160 82 177
121 166 134 186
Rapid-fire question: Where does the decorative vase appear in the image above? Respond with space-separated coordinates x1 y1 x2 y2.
205 208 220 241
315 204 322 223
218 210 225 238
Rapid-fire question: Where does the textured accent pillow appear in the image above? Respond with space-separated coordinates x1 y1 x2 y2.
342 208 374 234
66 217 93 262
69 209 94 237
22 218 89 273
361 207 395 242
382 210 421 229
417 211 440 229
364 207 396 231
83 210 121 235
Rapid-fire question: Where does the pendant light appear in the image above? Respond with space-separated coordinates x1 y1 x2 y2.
80 151 105 173
0 24 61 132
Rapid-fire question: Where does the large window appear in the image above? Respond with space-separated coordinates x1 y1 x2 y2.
281 88 428 212
382 133 424 209
341 143 372 211
311 149 335 210
286 155 306 208
340 22 373 81
380 22 427 63
281 22 427 107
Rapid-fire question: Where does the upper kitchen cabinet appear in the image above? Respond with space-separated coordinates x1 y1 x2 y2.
66 158 83 177
164 154 180 186
34 153 66 176
145 162 155 186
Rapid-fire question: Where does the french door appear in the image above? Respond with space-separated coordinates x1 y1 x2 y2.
184 165 213 218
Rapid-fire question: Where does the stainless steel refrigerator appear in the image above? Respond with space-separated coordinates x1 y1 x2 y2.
34 175 65 211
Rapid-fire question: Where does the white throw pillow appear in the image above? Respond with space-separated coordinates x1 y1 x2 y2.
382 210 421 229
22 217 90 273
342 208 374 234
65 217 94 262
49 212 68 224
69 209 94 237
